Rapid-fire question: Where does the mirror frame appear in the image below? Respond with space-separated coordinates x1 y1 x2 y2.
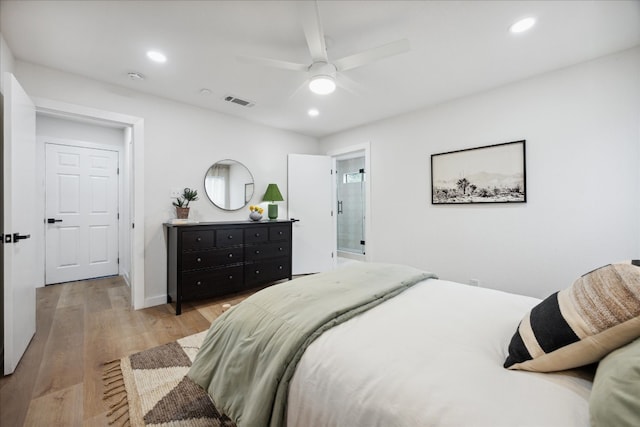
203 159 255 211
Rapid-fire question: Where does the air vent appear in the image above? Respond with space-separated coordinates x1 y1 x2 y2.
223 95 255 108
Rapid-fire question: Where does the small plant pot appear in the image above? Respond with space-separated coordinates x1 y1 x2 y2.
176 207 190 219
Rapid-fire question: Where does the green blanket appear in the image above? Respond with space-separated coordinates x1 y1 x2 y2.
187 262 437 427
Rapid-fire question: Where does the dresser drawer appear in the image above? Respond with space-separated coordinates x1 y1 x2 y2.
215 228 243 247
181 266 244 299
245 258 291 287
245 227 268 244
166 221 293 315
245 242 291 262
182 230 214 251
182 247 243 270
269 225 291 241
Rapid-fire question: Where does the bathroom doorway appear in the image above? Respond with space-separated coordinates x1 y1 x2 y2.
336 154 366 258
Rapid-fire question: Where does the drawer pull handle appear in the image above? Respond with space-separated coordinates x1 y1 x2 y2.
278 247 283 251
228 275 233 280
255 250 260 254
196 281 203 286
255 270 260 274
196 257 202 262
278 231 283 235
227 235 233 239
255 233 260 237
228 253 233 258
278 265 283 270
196 237 202 242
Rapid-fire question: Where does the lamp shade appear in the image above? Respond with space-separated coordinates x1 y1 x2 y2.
262 184 284 202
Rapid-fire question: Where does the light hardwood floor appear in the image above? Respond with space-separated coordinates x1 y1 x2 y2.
0 275 257 426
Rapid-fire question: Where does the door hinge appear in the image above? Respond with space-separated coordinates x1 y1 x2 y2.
117 167 120 175
117 213 120 219
132 223 135 229
360 240 366 245
359 168 365 174
331 252 334 258
117 257 120 264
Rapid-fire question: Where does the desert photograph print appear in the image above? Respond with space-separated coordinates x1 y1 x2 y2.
431 140 526 204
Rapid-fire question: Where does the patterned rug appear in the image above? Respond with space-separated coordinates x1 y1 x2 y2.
103 331 236 426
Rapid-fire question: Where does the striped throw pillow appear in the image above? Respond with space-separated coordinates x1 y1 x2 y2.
504 260 640 372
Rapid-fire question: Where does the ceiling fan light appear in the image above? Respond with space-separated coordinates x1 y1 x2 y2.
309 75 336 95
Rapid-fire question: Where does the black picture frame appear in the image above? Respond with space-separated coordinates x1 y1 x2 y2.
431 140 526 204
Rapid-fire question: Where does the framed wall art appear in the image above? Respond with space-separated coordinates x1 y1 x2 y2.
431 140 526 204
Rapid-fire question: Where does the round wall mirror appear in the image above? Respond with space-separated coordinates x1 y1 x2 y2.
204 159 254 211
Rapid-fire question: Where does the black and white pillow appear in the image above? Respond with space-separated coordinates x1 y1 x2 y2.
504 260 640 372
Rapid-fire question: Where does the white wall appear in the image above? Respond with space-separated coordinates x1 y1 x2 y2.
14 61 320 306
36 114 125 147
321 47 640 299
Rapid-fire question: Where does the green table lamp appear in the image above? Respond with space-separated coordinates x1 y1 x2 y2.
262 183 284 220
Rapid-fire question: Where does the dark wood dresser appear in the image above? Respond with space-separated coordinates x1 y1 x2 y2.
164 220 293 315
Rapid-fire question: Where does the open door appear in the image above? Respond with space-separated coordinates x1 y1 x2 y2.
3 73 37 375
287 154 335 274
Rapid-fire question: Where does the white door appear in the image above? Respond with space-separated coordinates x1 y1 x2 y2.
287 154 335 274
3 73 37 375
45 143 119 284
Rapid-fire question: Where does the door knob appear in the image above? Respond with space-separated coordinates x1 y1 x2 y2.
13 233 31 242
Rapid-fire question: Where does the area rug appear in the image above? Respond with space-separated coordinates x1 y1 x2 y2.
103 331 236 427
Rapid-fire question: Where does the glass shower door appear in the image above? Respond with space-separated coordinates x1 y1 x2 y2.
336 157 365 255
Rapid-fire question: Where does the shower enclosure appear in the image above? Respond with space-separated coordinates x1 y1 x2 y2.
336 156 365 256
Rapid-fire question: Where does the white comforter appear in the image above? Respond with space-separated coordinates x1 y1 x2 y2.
287 278 591 427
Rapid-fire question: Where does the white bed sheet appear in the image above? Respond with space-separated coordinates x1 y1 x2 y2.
287 278 592 427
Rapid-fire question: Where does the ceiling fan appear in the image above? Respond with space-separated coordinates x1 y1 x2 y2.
239 1 410 95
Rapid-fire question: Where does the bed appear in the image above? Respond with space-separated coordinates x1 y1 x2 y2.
187 261 640 427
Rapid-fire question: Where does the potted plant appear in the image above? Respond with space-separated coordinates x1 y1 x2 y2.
173 187 199 219
249 205 264 221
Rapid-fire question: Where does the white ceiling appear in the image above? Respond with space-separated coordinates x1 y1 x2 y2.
2 0 639 138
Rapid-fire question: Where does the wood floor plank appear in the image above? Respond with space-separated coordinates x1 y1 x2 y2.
23 383 84 427
32 302 85 399
56 281 86 309
81 362 108 421
1 274 256 426
0 284 63 425
31 331 84 399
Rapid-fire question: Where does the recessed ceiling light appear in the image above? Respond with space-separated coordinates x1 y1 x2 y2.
308 108 319 117
510 17 536 34
199 88 212 96
309 76 336 95
127 72 145 80
146 50 167 63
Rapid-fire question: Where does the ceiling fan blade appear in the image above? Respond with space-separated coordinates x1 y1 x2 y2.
237 55 308 72
299 0 328 62
288 78 311 100
333 39 410 72
336 73 363 96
